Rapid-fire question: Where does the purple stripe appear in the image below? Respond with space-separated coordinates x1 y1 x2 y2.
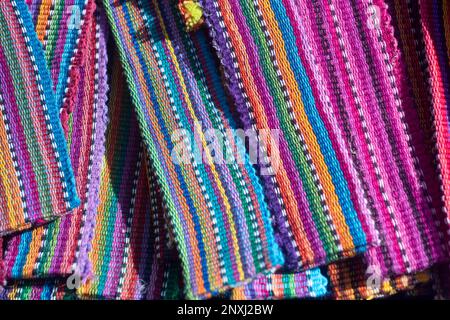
77 11 109 279
0 42 42 221
200 0 299 269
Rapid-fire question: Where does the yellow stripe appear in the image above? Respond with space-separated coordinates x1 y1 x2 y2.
258 1 353 248
150 0 245 281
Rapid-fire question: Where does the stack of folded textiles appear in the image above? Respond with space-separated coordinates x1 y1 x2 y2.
0 0 449 300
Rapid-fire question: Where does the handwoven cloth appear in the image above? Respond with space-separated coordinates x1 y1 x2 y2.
419 0 450 224
386 0 448 243
76 56 180 300
0 279 76 300
2 1 108 280
199 0 370 271
230 269 328 300
327 256 431 300
319 0 449 298
0 238 4 286
201 0 448 274
102 0 283 299
0 0 78 235
25 0 91 110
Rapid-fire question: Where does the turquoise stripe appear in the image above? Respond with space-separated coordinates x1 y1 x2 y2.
269 0 366 248
15 0 80 210
194 30 283 266
54 0 86 108
11 232 32 277
137 0 234 286
119 0 214 292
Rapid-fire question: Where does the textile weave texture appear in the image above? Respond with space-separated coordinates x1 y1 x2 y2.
3 2 108 280
0 0 449 301
76 54 181 300
200 0 446 279
101 0 283 299
0 0 78 235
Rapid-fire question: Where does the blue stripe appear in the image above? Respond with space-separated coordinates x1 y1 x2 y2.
15 0 80 210
122 1 213 292
269 0 366 248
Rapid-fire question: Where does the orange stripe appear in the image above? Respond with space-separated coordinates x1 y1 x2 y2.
116 4 208 293
22 228 45 277
258 1 353 250
217 0 315 264
0 106 25 229
35 0 52 42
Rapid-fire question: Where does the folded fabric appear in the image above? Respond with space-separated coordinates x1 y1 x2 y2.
231 269 328 300
0 0 449 302
102 0 283 299
27 0 91 109
76 56 181 300
310 0 449 298
0 0 78 235
0 279 76 300
200 0 371 271
386 0 449 243
418 0 450 222
328 256 431 300
3 2 107 280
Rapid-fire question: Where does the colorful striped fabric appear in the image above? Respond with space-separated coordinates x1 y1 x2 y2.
0 0 78 235
0 0 449 302
419 0 450 223
0 279 76 300
201 0 448 277
0 238 4 286
76 56 180 300
231 269 328 300
102 0 283 299
328 256 431 300
200 0 371 271
386 0 448 241
25 0 90 110
2 4 108 280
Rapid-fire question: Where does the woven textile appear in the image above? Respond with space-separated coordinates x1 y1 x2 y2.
102 0 283 299
329 0 448 293
0 0 78 235
0 0 449 301
200 0 448 276
0 279 76 300
328 256 431 300
200 0 370 271
386 0 448 242
0 238 4 286
230 269 328 300
419 0 450 221
25 0 90 110
3 4 108 280
76 56 180 300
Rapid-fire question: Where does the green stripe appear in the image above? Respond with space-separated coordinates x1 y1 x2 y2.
134 0 230 286
94 97 132 295
238 0 336 256
45 0 65 69
170 4 262 272
103 0 193 298
0 9 53 217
